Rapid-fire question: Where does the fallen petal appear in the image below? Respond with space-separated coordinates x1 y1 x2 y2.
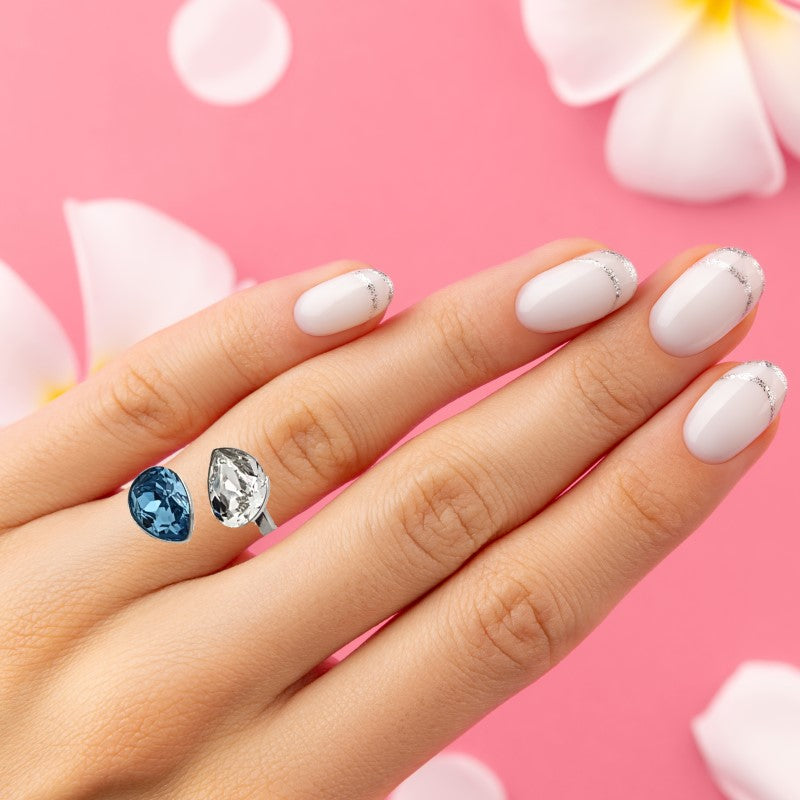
169 0 291 106
64 198 236 370
606 21 785 202
520 0 702 105
739 0 800 159
693 662 800 800
0 260 78 427
392 753 506 800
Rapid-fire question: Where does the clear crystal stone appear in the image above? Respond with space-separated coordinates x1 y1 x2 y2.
208 447 269 527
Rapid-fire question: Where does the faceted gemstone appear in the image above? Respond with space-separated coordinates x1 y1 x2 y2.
208 447 269 528
128 466 193 542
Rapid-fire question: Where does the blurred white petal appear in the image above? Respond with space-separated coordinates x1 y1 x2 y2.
606 22 785 202
169 0 291 106
64 199 236 369
0 259 78 426
693 661 800 800
392 753 506 800
520 0 702 106
739 0 800 159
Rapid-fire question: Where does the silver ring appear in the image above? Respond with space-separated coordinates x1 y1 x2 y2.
208 447 277 536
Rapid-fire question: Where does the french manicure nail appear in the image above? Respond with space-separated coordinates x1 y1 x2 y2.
650 248 764 357
515 250 638 333
684 361 788 464
294 268 394 336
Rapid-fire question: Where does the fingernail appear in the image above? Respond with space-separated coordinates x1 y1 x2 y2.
684 361 788 464
650 248 764 357
515 250 638 333
293 268 394 336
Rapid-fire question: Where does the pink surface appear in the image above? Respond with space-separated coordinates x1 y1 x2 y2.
0 2 798 797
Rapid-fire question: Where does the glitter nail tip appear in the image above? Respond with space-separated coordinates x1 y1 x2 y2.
515 250 637 333
293 268 394 337
684 361 788 464
650 247 764 358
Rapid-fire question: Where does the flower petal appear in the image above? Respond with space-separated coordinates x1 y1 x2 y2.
606 21 785 202
520 0 703 106
0 259 78 426
739 0 800 159
391 753 506 800
693 661 800 800
169 0 292 106
64 198 236 369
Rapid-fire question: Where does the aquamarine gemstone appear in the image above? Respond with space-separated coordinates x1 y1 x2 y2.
128 466 193 542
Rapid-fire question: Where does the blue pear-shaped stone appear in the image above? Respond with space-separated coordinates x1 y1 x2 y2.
128 466 193 542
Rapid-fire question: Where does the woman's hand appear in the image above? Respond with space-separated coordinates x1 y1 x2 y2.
0 240 784 799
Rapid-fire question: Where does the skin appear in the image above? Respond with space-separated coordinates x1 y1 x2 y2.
0 238 779 799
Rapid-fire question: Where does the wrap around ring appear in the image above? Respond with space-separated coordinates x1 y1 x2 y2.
128 447 277 542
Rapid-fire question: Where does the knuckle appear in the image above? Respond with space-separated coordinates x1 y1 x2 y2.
99 355 195 444
265 385 364 485
461 566 569 678
388 450 502 572
568 343 651 434
612 459 689 549
207 295 272 388
430 300 496 386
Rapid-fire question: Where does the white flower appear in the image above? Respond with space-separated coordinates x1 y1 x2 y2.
693 661 800 800
0 199 237 427
521 0 800 202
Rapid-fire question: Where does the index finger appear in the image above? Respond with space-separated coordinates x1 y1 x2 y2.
0 260 393 528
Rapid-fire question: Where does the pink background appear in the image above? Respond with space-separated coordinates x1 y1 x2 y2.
1 2 798 797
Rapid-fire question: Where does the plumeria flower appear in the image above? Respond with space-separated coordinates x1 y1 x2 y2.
694 661 800 800
0 199 236 427
521 0 800 202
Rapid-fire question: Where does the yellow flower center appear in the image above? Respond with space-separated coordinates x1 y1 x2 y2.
704 0 736 24
40 360 106 407
41 380 75 405
682 0 786 26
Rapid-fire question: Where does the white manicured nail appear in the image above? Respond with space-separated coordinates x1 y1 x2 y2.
650 248 764 357
293 268 394 336
515 250 638 333
684 361 788 464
